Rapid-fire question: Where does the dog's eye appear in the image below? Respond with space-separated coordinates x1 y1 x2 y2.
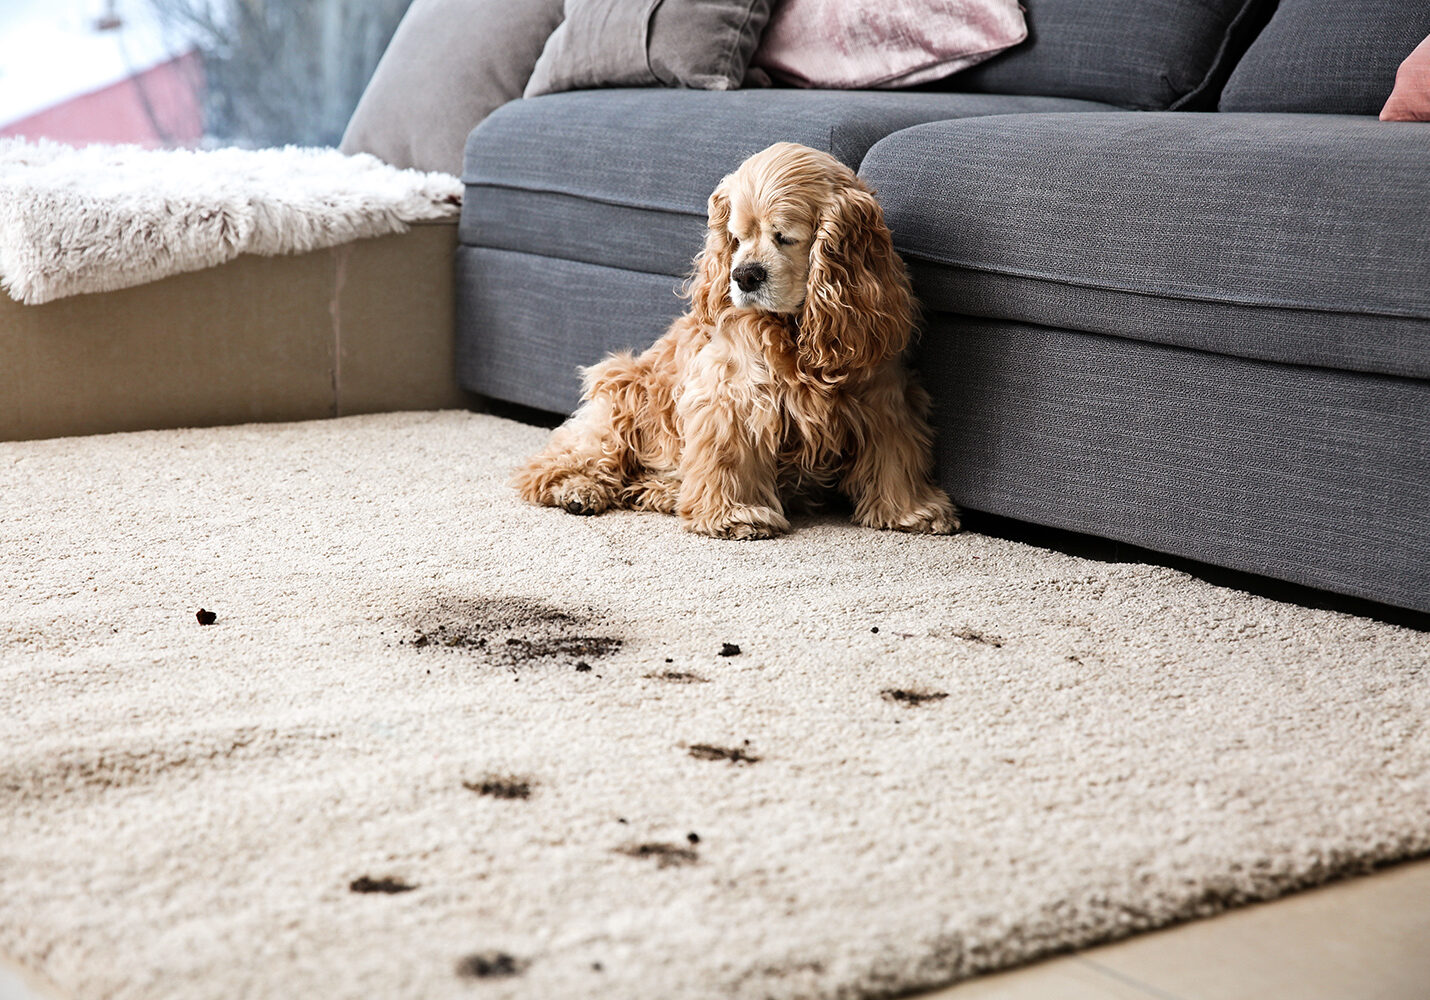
774 232 795 246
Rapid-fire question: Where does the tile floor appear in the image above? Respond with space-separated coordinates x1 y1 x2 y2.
4 858 1427 999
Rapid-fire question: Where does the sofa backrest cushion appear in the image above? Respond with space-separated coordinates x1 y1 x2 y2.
526 0 775 97
340 0 563 176
949 0 1273 110
1220 2 1430 114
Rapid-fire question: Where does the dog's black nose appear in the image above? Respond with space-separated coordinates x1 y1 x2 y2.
732 262 767 292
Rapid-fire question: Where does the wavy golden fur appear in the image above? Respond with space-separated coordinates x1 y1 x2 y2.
513 142 959 539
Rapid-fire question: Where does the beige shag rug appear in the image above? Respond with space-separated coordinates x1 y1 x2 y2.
1 410 1427 1000
0 139 461 305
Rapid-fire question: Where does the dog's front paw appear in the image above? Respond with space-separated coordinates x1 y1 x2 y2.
549 474 617 516
622 474 681 514
857 490 961 535
686 504 790 540
512 467 614 516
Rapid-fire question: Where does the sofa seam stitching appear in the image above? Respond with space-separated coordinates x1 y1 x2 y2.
461 180 703 219
900 253 1430 323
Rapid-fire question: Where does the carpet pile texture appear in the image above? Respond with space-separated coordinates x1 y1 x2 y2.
0 139 461 305
1 410 1426 1000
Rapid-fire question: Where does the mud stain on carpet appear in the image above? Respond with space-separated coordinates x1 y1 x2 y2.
882 689 950 706
646 670 709 684
952 629 1004 648
616 842 700 868
464 775 534 800
455 952 528 979
2 616 127 657
0 728 331 801
349 876 417 894
396 595 625 670
688 743 760 764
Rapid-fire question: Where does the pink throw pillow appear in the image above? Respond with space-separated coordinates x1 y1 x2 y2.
1380 34 1430 122
751 0 1027 89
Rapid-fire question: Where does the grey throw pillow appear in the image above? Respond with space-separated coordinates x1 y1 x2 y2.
341 0 564 176
525 0 774 98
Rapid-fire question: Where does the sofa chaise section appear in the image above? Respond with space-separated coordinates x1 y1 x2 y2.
861 112 1430 611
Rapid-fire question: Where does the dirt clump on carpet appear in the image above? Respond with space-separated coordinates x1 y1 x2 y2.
688 743 761 764
464 776 534 800
882 689 950 706
455 952 528 979
617 842 701 868
348 876 417 895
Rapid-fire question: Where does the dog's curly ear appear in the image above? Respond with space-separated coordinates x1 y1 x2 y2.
688 180 735 325
799 184 915 381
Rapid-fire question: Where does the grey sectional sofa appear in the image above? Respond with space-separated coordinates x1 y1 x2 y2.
454 0 1430 614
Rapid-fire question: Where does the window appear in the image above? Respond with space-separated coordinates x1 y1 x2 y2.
0 0 410 149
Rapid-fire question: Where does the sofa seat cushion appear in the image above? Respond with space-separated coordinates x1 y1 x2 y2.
862 112 1430 379
460 88 1114 276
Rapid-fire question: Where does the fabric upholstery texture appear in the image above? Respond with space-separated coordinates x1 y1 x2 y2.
460 89 1115 277
456 246 686 414
1381 34 1430 122
462 190 705 282
861 112 1430 379
751 0 1026 89
950 0 1272 110
1220 2 1430 114
917 318 1430 612
339 0 562 175
466 89 1114 213
525 0 774 98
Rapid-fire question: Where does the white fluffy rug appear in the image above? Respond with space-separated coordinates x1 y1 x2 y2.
0 139 461 305
2 411 1427 1000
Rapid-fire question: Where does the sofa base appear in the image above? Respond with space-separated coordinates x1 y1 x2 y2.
919 316 1428 612
456 245 686 414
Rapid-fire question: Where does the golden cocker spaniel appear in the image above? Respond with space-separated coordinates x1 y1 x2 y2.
514 141 959 539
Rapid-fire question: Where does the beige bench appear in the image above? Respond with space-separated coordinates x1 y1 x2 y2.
1 220 472 442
